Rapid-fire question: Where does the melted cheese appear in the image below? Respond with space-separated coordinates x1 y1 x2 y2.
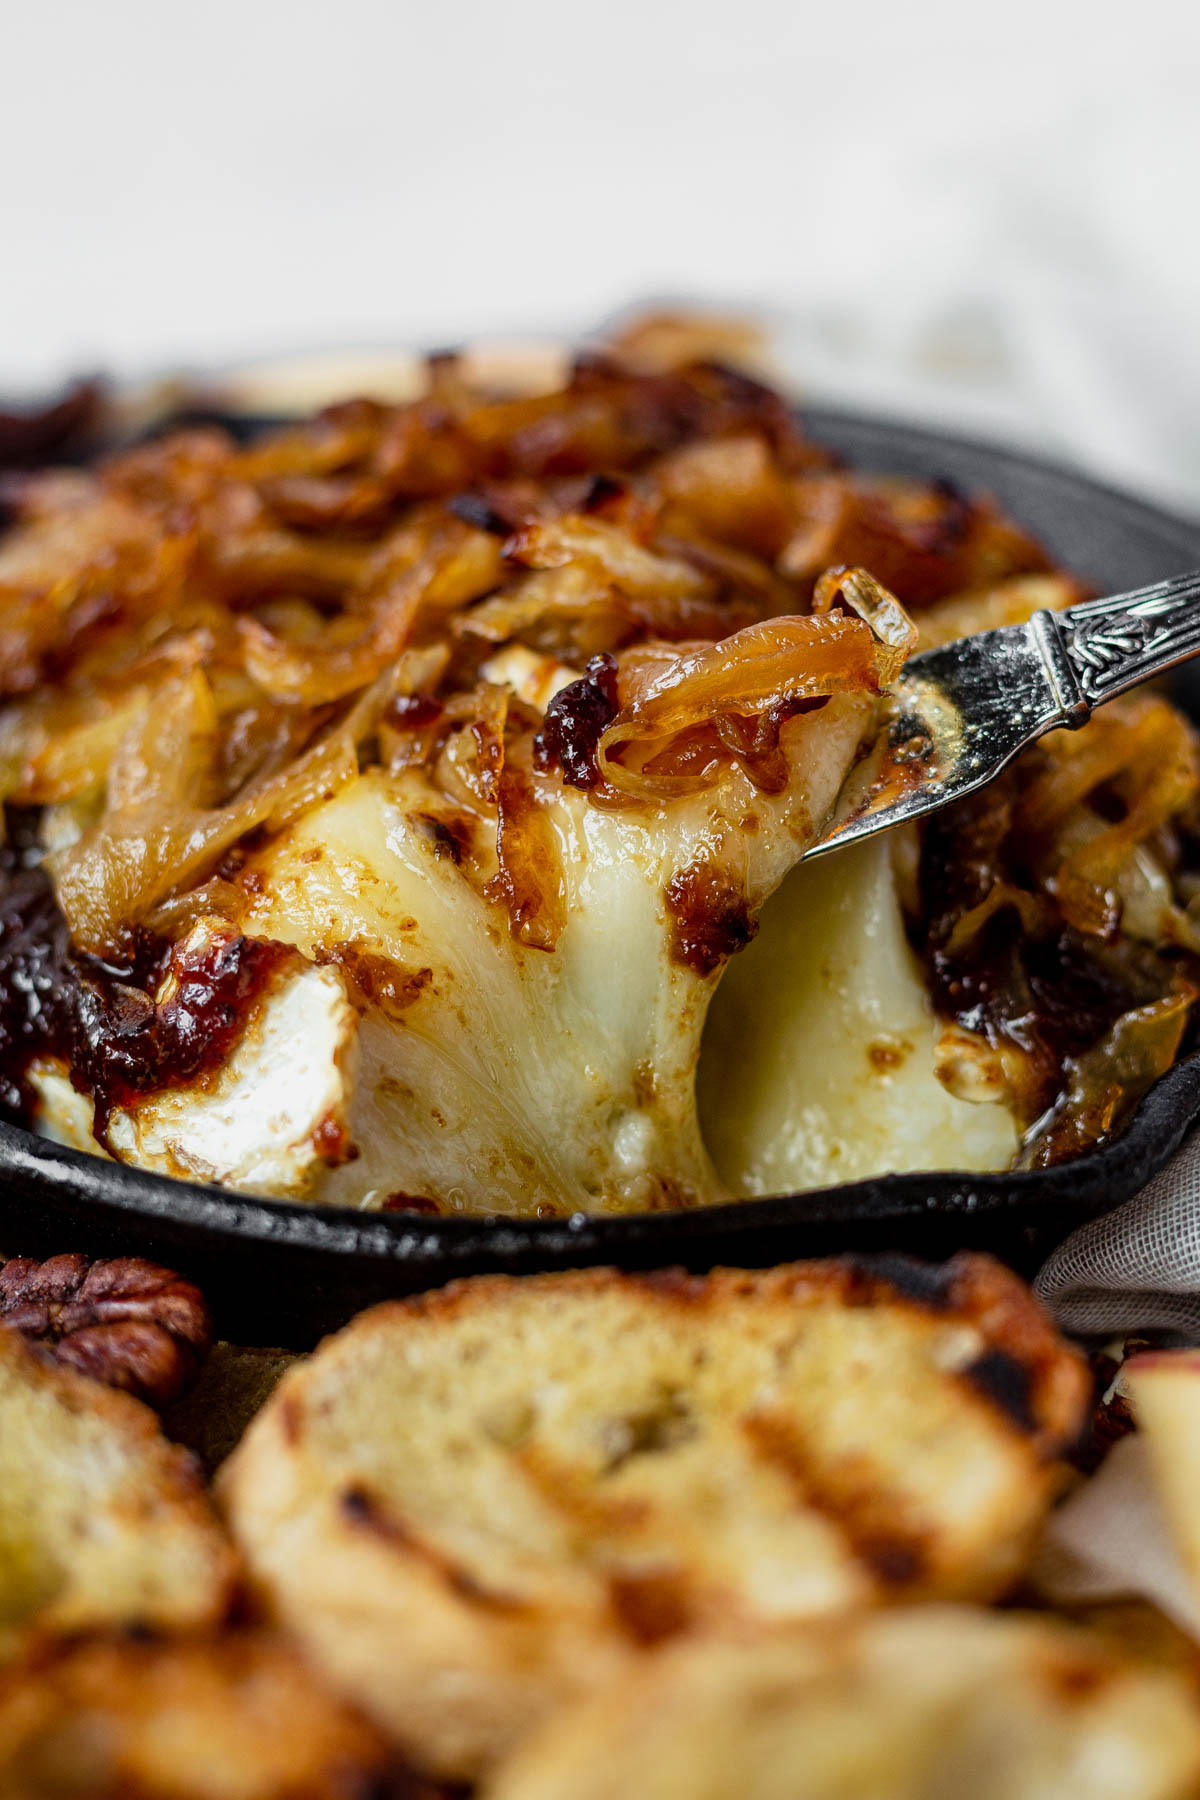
698 835 1018 1193
238 695 872 1215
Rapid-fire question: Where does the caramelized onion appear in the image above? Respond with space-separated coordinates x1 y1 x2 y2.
486 761 567 951
918 687 1200 1163
51 661 422 955
1022 989 1194 1167
596 579 913 798
812 564 920 680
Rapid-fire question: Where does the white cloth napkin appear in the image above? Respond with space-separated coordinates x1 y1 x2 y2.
1035 1134 1200 1340
1033 1432 1200 1639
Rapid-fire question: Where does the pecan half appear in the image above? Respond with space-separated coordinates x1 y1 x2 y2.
0 1253 212 1408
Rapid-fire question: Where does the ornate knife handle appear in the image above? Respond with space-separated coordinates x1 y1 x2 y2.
1037 570 1200 719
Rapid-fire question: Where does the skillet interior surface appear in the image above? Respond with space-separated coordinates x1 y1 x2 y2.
2 405 1199 1344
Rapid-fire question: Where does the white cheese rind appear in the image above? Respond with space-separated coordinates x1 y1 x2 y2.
105 951 357 1196
32 924 359 1198
28 1060 110 1157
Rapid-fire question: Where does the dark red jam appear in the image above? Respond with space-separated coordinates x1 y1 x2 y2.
0 812 291 1146
533 652 619 789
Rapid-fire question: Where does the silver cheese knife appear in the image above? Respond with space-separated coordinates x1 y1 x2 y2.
804 570 1200 859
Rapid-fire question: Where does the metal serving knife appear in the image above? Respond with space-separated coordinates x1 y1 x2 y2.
804 570 1200 859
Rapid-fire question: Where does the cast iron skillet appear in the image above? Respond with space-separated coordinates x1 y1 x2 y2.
3 406 1200 1345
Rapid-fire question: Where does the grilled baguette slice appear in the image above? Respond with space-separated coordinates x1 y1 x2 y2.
220 1256 1088 1779
0 1323 234 1654
483 1606 1200 1800
0 1631 396 1800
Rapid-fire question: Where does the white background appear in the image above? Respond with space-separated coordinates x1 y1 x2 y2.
5 0 1200 507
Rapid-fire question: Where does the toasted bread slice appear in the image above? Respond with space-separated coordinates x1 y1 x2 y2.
483 1607 1200 1800
0 1324 234 1654
220 1255 1088 1778
0 1631 395 1799
1125 1351 1200 1614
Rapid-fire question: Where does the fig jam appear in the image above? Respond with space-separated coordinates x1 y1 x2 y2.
533 652 619 789
0 814 291 1145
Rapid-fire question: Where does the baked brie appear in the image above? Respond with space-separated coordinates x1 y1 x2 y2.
0 319 1197 1215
